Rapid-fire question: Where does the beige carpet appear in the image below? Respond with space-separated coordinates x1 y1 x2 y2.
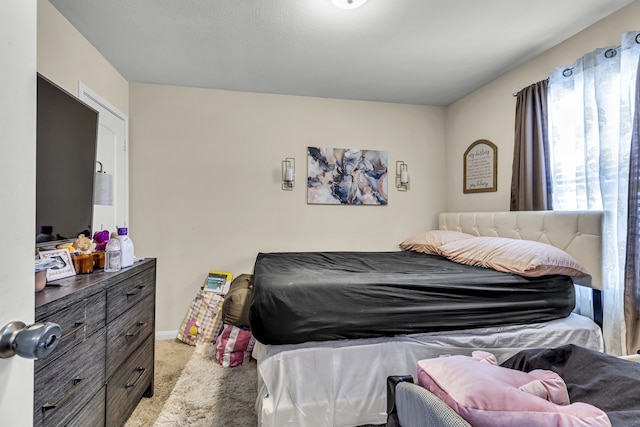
153 344 258 426
125 339 195 426
126 338 258 426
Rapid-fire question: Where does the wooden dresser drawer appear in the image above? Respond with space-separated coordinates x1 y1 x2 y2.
106 266 155 322
106 335 154 427
66 386 106 427
106 294 154 379
35 291 106 373
34 328 106 427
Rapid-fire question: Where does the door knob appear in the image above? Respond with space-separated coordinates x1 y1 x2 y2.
0 321 61 359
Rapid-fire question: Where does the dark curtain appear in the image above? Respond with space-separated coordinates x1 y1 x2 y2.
624 58 640 355
510 79 552 211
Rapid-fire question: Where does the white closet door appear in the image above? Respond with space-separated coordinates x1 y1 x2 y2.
79 82 129 235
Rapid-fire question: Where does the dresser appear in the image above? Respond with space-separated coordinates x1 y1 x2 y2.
34 258 156 427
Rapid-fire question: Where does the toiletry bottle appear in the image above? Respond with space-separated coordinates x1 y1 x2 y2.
104 237 121 272
117 227 135 268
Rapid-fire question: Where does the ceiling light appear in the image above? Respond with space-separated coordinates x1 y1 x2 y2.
331 0 368 10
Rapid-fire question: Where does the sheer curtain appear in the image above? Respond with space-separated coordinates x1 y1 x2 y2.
548 32 640 355
510 80 552 211
625 56 640 355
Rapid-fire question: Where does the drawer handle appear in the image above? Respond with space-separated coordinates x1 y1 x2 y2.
125 322 147 338
61 322 86 340
125 367 146 389
126 285 146 297
42 377 83 412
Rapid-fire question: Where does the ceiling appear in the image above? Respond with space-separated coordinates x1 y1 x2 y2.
49 0 633 106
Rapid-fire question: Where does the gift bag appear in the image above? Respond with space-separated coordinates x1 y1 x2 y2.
177 289 225 346
215 324 256 367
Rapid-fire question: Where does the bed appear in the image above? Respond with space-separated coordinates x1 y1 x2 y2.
250 211 605 427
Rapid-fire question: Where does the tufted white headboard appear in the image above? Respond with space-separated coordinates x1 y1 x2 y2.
439 211 603 291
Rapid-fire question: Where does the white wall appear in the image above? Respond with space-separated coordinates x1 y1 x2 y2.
0 1 37 423
445 0 640 211
130 83 447 331
37 0 129 115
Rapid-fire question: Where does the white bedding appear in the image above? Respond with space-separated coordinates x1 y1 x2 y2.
253 313 603 427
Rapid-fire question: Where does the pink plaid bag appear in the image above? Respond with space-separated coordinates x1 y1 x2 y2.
176 289 225 346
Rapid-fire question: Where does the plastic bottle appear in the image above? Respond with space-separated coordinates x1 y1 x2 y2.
104 237 121 272
117 227 135 268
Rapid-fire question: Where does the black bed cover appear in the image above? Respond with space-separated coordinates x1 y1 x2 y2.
249 251 575 345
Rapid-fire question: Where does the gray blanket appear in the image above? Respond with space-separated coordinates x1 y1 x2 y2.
501 344 640 427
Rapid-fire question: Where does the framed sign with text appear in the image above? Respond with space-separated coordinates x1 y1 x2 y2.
463 139 497 193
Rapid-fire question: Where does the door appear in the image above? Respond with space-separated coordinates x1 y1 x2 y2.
79 82 129 234
0 1 37 424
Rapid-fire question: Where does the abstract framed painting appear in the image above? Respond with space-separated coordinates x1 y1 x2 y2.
307 147 388 205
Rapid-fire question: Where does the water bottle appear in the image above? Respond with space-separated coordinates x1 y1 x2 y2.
104 237 121 272
117 227 135 268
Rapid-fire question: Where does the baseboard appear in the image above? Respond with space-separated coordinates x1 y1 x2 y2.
156 330 178 340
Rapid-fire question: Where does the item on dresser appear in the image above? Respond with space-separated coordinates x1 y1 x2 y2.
35 257 56 292
38 248 76 281
117 227 135 268
35 270 47 292
93 250 105 269
93 229 110 251
104 237 121 272
72 233 95 254
72 253 94 274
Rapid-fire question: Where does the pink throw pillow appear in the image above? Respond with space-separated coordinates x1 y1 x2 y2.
416 351 610 427
438 236 588 277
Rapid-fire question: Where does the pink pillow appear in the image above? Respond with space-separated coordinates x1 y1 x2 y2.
438 236 588 277
215 324 256 367
417 351 610 427
399 230 475 255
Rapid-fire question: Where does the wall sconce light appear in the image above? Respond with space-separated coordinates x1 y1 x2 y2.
94 161 114 205
282 158 295 191
331 0 368 9
396 160 410 191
